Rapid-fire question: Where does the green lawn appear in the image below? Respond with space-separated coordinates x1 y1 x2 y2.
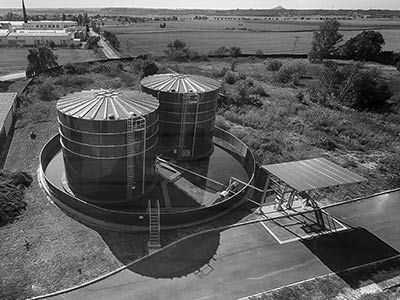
0 48 101 75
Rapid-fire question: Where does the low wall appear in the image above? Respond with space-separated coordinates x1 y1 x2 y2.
40 126 256 231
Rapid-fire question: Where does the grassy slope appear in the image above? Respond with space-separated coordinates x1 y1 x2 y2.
165 57 400 203
0 63 149 300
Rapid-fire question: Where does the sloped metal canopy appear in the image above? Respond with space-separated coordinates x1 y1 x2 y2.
261 157 367 192
57 89 159 121
141 73 220 93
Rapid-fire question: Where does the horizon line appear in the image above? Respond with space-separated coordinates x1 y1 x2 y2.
0 6 399 11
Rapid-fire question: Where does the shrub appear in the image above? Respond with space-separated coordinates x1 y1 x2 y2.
229 46 242 57
265 59 282 71
350 70 392 110
63 63 89 75
0 170 32 226
37 81 59 101
213 67 228 78
273 61 306 85
214 46 229 56
224 71 238 84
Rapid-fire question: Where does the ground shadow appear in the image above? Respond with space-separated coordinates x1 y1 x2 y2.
97 226 222 279
301 227 399 288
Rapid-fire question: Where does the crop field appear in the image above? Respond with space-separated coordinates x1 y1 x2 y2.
117 28 400 56
107 19 400 56
0 48 101 75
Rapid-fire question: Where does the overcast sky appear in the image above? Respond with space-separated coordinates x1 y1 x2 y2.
1 0 398 9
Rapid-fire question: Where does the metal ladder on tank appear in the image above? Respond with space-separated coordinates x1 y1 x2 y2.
148 199 161 250
126 114 147 201
178 92 199 159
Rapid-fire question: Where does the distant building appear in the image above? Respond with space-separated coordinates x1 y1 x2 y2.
6 30 74 47
23 20 77 30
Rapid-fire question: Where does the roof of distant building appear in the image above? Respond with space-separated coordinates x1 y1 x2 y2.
9 30 71 37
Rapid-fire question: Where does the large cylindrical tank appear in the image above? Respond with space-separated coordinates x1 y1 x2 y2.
57 89 159 205
141 73 220 161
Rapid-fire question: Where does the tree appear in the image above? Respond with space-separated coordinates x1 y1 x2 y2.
62 13 66 21
229 46 242 57
351 69 392 110
315 62 392 110
26 47 58 77
166 39 186 53
103 31 120 51
309 19 343 62
340 31 385 61
86 36 100 50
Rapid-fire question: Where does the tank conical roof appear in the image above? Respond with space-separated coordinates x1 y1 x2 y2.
57 89 159 121
141 73 220 93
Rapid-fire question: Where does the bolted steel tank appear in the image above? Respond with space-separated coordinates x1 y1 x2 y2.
140 73 221 161
57 89 159 204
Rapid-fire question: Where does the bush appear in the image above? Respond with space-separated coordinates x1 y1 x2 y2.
224 71 238 84
37 81 59 101
265 59 283 71
213 67 228 78
273 61 306 85
229 46 242 57
0 170 32 226
214 46 229 56
350 70 392 110
63 63 89 75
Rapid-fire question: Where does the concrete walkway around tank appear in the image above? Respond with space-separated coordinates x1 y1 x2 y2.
30 189 400 300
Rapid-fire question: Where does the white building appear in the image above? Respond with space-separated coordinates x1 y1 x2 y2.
23 20 77 30
6 30 74 47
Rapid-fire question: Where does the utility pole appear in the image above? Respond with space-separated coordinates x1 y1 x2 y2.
292 36 299 53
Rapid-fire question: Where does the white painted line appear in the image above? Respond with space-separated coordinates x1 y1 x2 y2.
259 221 284 244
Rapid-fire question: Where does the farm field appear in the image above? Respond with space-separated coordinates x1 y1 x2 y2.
0 48 101 75
117 29 400 56
107 19 400 56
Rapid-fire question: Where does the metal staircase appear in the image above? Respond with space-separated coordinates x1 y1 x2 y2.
126 114 147 201
148 199 161 250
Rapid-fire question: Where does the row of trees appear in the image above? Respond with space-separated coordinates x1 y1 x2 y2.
309 19 400 67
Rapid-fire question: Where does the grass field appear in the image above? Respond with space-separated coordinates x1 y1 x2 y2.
0 48 101 75
107 19 400 56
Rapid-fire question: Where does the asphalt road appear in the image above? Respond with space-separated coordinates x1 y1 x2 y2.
50 190 400 300
90 29 120 59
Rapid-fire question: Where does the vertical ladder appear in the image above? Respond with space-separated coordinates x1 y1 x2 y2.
148 199 161 249
126 114 136 201
178 92 199 159
127 114 147 201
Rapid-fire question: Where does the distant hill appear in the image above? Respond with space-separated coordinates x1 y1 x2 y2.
272 5 286 10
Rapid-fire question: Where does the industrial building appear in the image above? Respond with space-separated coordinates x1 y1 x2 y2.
23 20 77 30
6 29 74 47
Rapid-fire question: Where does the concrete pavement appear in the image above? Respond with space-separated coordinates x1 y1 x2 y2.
48 190 400 300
